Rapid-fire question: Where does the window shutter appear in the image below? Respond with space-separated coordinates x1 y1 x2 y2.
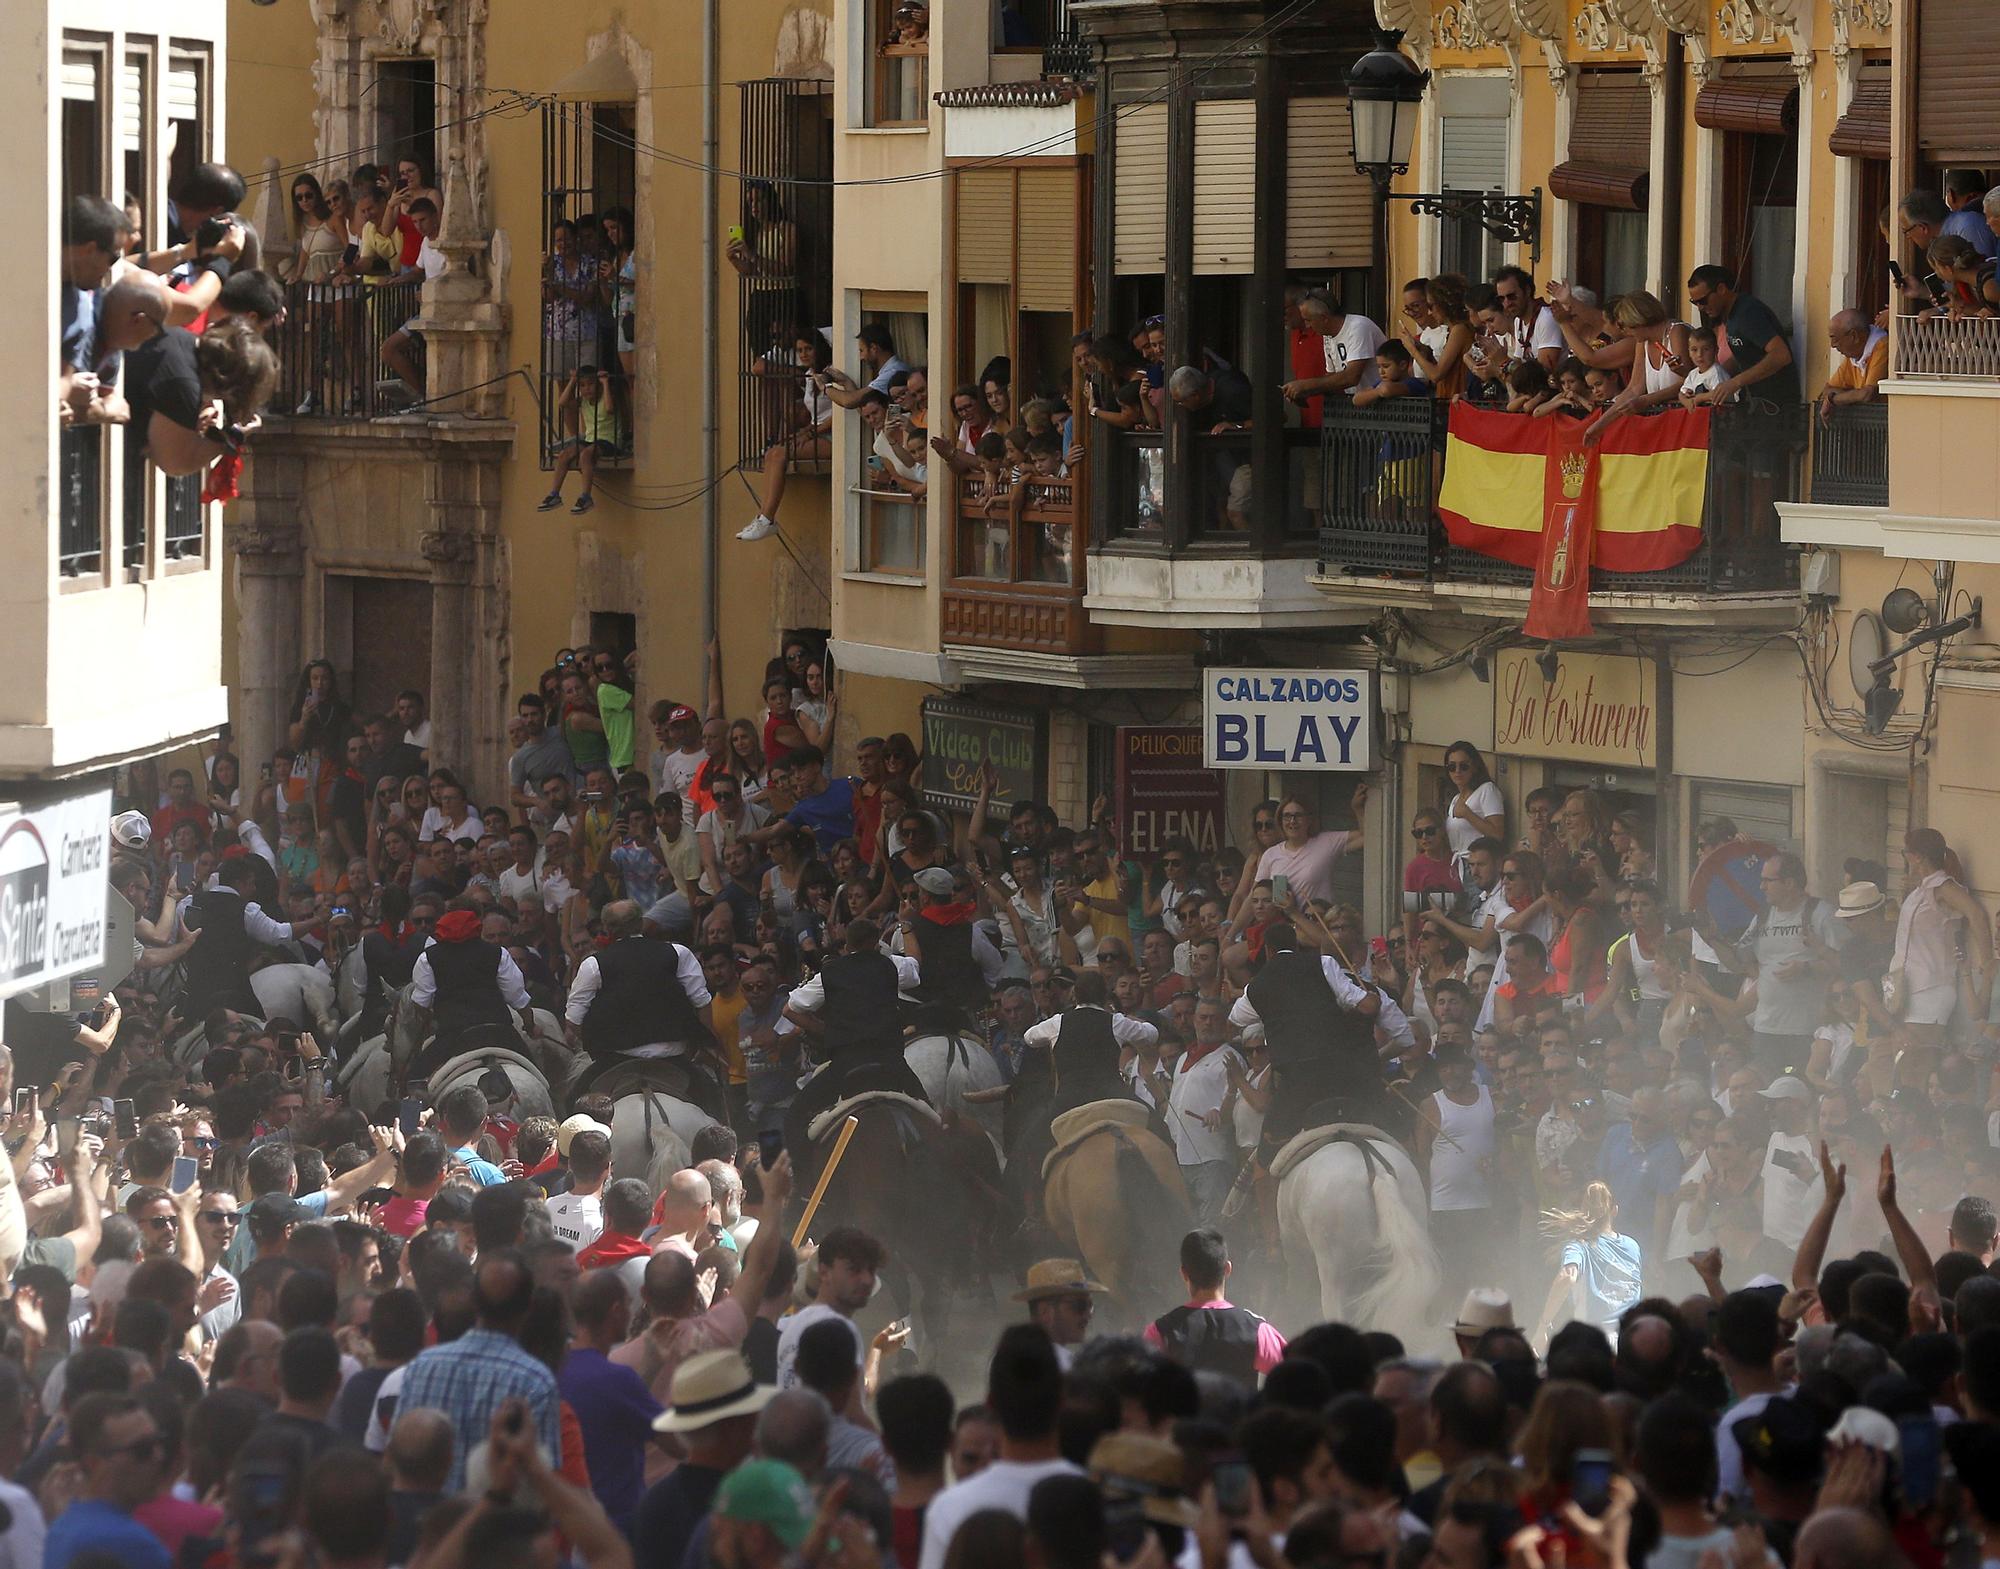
1192 99 1256 275
956 169 1015 284
1829 64 1890 160
1919 0 2000 163
61 51 98 103
1113 101 1167 275
1549 70 1651 209
1017 167 1077 312
167 63 200 121
1285 98 1373 270
1438 76 1510 192
119 61 145 145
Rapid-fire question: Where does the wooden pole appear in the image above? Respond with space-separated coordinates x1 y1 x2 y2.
792 1115 860 1248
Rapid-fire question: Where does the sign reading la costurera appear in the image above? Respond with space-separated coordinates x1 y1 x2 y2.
1202 670 1374 771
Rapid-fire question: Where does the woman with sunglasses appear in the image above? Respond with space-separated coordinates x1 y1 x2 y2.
1402 807 1462 955
1438 741 1504 870
1227 787 1367 932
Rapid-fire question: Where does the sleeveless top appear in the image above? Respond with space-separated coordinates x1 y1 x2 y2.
1627 928 1671 1002
1641 334 1687 395
1429 1085 1495 1212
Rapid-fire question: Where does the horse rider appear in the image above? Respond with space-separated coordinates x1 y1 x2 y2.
899 866 1002 1036
1022 969 1156 1119
406 901 537 1079
777 916 933 1183
1228 918 1382 1164
564 899 728 1120
179 853 318 1021
357 886 430 1039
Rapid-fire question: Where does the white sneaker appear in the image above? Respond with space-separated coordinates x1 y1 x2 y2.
736 515 777 542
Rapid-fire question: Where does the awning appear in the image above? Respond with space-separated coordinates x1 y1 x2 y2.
1694 76 1798 137
1547 162 1649 209
1554 70 1650 210
1829 66 1889 160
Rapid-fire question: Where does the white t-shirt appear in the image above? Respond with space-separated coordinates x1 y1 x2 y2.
546 1189 605 1250
655 748 706 811
498 863 541 905
415 238 446 282
1323 315 1387 391
775 1302 861 1389
1445 780 1505 861
1166 1047 1246 1167
1507 302 1565 363
918 1459 1089 1569
1762 1131 1823 1247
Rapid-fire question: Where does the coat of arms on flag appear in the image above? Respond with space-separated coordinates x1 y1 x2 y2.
1435 404 1713 639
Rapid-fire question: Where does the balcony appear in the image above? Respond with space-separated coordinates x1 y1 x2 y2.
1315 400 1808 626
1085 426 1375 628
271 279 426 420
1898 313 2000 380
943 471 1093 656
1809 401 1889 510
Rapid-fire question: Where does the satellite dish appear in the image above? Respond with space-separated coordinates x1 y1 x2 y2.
1881 587 1929 635
1849 610 1889 697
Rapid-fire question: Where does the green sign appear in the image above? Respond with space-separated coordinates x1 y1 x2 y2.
921 696 1043 813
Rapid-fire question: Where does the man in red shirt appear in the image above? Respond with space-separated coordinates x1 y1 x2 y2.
1492 933 1567 1043
851 737 887 864
149 768 210 855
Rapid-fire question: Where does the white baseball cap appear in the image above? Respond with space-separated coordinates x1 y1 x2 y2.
111 810 152 849
1758 1077 1812 1102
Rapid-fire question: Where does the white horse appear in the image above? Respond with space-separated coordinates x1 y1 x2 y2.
339 1032 558 1124
905 1033 1006 1160
249 964 341 1044
1276 1129 1443 1339
608 1090 718 1184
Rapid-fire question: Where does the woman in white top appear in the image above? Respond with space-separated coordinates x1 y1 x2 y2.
1583 292 1691 442
980 846 1066 979
726 720 770 805
1440 741 1505 868
739 328 835 541
1894 826 1992 1040
795 659 838 752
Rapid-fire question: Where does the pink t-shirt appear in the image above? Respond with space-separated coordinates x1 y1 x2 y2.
378 1195 429 1238
135 1493 223 1554
1254 831 1352 907
1143 1298 1288 1373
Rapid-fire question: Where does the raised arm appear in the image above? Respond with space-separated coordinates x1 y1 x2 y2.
1791 1141 1848 1292
1875 1146 1937 1297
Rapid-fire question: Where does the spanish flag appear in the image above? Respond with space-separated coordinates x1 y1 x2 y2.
1436 404 1711 639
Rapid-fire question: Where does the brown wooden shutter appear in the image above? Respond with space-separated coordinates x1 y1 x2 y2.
1286 98 1375 270
1693 75 1798 136
1549 69 1650 210
1017 166 1077 311
1829 65 1890 161
1113 101 1168 275
957 169 1015 284
1919 0 2000 162
1192 99 1257 274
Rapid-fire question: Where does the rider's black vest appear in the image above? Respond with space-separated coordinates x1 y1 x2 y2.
182 889 256 1010
1244 949 1376 1094
426 940 511 1037
1151 1303 1267 1387
911 913 988 1011
582 937 705 1056
1052 1007 1124 1107
820 951 903 1058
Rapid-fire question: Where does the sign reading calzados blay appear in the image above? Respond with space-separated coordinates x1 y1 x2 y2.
0 788 111 998
1201 671 1375 771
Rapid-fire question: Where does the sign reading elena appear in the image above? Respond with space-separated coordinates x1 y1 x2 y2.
1115 727 1226 853
1201 670 1374 771
0 788 111 999
1493 649 1657 769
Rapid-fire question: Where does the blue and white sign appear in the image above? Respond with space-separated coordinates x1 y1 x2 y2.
1201 670 1374 772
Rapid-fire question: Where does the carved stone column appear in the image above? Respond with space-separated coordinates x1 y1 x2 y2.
421 149 507 417
224 457 308 783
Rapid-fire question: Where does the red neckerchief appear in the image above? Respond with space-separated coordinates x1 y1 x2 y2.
201 448 244 504
924 901 979 927
1181 1040 1227 1070
577 1231 649 1269
526 1148 562 1179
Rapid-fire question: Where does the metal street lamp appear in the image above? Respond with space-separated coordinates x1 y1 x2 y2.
1345 27 1542 259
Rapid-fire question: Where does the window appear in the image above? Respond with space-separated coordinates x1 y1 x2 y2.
866 0 929 127
1700 72 1799 338
738 79 833 466
1435 78 1509 282
61 46 105 206
852 300 928 576
1552 70 1650 300
375 58 437 180
1831 63 1891 323
1577 207 1648 301
540 98 639 467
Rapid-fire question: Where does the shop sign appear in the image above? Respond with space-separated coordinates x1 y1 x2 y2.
1493 649 1657 769
1115 726 1226 853
1201 670 1374 771
0 787 112 999
921 696 1043 812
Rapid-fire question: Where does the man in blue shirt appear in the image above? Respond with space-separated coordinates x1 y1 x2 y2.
44 1392 171 1569
756 745 856 856
560 1270 665 1533
399 1250 563 1491
438 1084 509 1187
1593 1087 1681 1277
1942 168 1998 258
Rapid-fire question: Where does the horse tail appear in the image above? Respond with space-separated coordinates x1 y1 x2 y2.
1349 1143 1442 1332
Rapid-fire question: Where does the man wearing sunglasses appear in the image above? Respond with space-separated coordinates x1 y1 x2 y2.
44 1393 170 1569
195 1192 243 1344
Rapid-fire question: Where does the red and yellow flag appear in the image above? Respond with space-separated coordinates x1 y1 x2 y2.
1435 405 1712 638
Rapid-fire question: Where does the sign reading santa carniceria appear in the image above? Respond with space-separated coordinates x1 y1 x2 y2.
0 788 111 998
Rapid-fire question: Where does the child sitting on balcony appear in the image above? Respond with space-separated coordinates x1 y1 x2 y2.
1351 340 1429 409
1584 363 1625 412
1678 328 1726 403
1534 357 1592 418
1503 359 1550 413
